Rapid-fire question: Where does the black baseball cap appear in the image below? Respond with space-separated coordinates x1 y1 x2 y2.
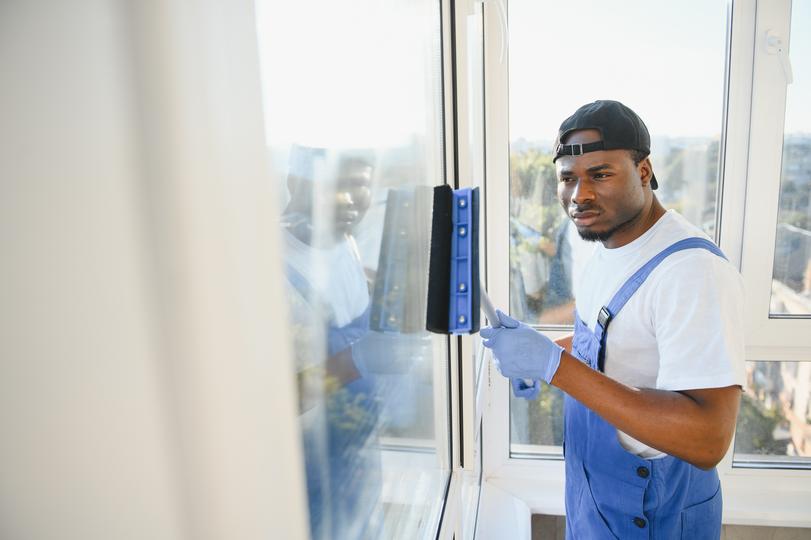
553 100 658 190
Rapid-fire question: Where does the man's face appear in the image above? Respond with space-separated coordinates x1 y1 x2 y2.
284 158 373 244
333 160 373 235
555 129 651 246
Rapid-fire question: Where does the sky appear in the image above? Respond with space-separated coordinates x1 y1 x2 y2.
255 0 441 149
510 0 810 142
508 0 730 142
254 0 809 150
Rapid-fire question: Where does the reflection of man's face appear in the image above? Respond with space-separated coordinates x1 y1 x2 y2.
334 160 373 235
284 156 374 245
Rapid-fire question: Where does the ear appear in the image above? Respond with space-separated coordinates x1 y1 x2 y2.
638 157 654 188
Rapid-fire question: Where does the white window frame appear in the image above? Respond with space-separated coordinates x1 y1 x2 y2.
740 0 809 352
720 0 811 527
439 0 490 538
482 0 811 528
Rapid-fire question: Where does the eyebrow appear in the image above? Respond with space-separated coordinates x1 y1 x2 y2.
559 163 613 176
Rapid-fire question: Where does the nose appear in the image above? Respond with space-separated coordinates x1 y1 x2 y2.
571 179 594 205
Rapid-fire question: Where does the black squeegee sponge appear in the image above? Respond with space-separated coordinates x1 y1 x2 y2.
426 185 480 334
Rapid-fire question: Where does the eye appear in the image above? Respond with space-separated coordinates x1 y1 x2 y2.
593 172 610 180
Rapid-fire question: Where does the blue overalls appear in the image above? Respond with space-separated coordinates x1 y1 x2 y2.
565 238 726 539
286 263 381 539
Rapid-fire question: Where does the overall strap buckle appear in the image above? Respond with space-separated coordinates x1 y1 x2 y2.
596 306 613 373
597 306 612 330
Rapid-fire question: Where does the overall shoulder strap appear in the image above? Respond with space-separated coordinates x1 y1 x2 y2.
595 237 726 371
285 262 312 298
285 263 338 322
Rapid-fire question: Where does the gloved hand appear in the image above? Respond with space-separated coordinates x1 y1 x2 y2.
480 310 563 384
511 378 541 399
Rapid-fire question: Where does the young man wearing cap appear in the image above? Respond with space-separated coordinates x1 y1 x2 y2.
482 100 744 538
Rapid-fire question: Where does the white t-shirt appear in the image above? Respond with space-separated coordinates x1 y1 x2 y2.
284 230 369 327
283 230 369 371
575 210 745 458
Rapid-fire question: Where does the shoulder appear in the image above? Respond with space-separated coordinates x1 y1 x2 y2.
646 247 744 326
652 250 743 301
636 214 743 311
645 211 738 278
659 243 736 272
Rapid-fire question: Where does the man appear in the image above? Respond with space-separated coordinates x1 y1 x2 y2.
482 100 744 538
282 145 382 539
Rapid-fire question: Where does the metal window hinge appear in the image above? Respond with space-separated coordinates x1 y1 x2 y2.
766 29 793 84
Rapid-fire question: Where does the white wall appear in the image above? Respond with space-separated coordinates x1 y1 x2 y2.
0 1 184 538
0 1 310 539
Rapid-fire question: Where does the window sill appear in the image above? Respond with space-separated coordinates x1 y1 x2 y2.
486 455 811 528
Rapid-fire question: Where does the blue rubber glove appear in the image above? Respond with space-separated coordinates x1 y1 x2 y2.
480 310 564 384
511 378 541 399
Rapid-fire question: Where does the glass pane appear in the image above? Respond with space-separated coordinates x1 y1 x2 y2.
510 382 564 459
770 0 811 317
733 361 811 468
508 0 727 327
508 0 728 454
254 2 449 538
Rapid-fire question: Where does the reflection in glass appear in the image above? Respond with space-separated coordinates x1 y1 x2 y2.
771 0 811 316
255 1 448 538
507 0 727 454
510 382 564 458
734 361 811 468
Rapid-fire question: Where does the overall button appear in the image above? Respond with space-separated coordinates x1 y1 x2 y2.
636 466 650 478
633 517 647 528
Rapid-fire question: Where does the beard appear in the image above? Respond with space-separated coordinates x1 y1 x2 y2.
574 207 644 243
577 226 618 242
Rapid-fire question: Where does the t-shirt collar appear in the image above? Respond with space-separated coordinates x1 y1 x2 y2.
596 209 673 259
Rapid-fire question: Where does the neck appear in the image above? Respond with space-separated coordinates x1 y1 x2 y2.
602 197 666 249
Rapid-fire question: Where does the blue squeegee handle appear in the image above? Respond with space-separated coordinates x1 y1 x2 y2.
479 280 534 387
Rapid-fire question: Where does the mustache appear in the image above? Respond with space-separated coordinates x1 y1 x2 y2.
569 204 599 214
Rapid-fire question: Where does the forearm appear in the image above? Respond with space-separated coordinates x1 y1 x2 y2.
551 352 739 469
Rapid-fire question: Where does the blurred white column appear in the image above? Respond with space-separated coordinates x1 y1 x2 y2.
0 0 309 539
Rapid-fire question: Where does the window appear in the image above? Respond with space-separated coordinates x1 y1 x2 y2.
254 1 450 537
484 0 811 525
770 0 811 317
733 0 811 474
507 0 730 456
734 361 811 467
740 0 809 348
